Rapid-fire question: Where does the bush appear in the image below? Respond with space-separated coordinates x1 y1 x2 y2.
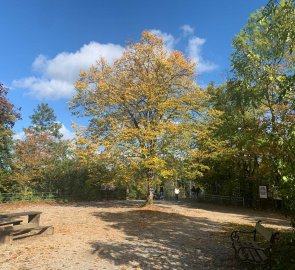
272 231 295 270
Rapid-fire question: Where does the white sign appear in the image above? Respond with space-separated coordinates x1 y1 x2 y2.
259 186 267 199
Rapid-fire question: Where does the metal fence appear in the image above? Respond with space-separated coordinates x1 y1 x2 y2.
0 192 69 203
198 193 245 207
0 190 245 207
161 189 245 207
0 189 126 203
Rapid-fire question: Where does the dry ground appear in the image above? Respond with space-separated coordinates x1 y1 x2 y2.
0 200 291 270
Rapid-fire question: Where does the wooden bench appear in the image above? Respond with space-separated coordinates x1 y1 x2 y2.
0 211 42 225
231 220 279 269
0 218 23 226
0 211 54 244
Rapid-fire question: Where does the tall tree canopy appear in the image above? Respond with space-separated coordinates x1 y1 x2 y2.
0 83 20 174
201 0 295 224
70 31 207 204
231 0 295 209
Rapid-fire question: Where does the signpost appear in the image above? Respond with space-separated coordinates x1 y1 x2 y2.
259 186 267 199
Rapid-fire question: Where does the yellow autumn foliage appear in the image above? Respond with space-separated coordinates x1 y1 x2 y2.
70 31 209 196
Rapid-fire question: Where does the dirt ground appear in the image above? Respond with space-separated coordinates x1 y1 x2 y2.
0 200 291 270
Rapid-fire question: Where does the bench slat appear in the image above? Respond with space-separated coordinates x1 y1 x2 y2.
0 223 39 233
0 211 42 218
234 239 268 264
0 224 54 235
0 219 23 226
11 225 53 235
233 240 260 250
248 248 261 262
0 224 54 244
256 249 268 261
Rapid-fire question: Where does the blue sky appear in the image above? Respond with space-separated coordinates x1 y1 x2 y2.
0 0 268 139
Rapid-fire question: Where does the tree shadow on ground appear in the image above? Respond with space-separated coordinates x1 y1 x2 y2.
55 200 144 209
43 198 291 229
90 207 237 270
56 200 290 228
166 200 290 228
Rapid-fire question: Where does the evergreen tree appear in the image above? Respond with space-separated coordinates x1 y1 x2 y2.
29 103 62 139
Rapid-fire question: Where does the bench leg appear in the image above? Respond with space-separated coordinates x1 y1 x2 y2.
13 221 22 225
28 214 40 225
40 226 54 235
0 231 12 245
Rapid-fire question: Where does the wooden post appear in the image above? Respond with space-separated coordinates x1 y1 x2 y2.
28 213 40 225
41 226 54 235
0 230 12 245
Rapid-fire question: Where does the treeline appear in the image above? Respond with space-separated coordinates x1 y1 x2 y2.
0 100 83 199
0 99 126 200
201 0 295 222
0 1 294 224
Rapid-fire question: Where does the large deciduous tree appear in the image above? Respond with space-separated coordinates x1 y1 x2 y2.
202 0 295 224
231 0 295 220
70 31 206 204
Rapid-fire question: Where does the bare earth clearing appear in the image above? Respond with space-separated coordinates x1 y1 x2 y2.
0 200 291 270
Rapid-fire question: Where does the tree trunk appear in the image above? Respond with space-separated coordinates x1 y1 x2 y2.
126 186 129 200
145 184 154 205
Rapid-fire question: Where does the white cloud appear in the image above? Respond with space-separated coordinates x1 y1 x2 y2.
60 123 75 140
13 131 25 140
150 29 176 51
187 37 217 74
13 30 217 100
180 25 194 36
13 123 75 141
13 42 124 100
13 77 74 100
151 27 217 74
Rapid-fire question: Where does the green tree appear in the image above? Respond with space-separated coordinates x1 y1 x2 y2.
0 83 20 190
29 103 62 139
13 104 67 192
201 0 295 223
232 0 294 214
202 82 265 200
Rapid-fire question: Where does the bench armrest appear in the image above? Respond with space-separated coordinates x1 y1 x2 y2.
231 229 256 242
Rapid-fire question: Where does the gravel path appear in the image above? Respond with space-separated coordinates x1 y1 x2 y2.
0 200 291 270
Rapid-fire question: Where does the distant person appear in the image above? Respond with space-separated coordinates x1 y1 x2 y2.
159 186 164 200
185 186 190 198
191 186 196 198
174 187 180 201
196 186 201 199
153 188 159 200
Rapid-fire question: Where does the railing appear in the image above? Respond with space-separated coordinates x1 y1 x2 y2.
0 189 126 203
0 192 68 203
0 190 245 207
161 189 245 207
198 193 245 207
